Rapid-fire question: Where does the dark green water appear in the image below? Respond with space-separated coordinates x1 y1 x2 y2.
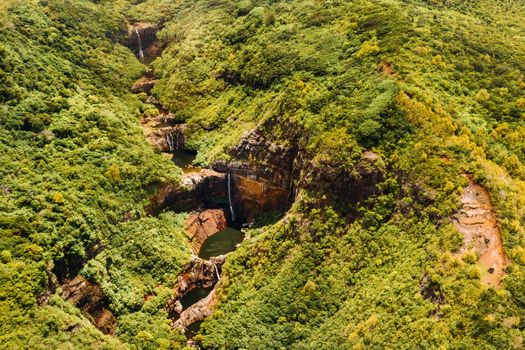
180 286 214 310
185 320 203 338
142 56 157 65
171 150 201 173
198 227 243 259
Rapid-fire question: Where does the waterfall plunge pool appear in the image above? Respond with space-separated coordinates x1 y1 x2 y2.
198 227 243 260
171 150 201 174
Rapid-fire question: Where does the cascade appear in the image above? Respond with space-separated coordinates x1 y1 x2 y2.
214 264 220 281
134 28 144 62
227 172 236 222
165 132 175 152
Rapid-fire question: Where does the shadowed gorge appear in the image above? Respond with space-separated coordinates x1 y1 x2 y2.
1 0 525 349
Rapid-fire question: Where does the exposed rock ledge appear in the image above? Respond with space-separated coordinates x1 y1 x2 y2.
61 276 116 334
172 289 217 330
166 256 225 316
146 170 226 215
185 209 228 254
453 176 509 287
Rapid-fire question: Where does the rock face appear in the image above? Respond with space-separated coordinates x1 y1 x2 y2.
61 276 116 334
301 149 385 204
172 289 217 330
211 128 385 222
142 121 187 153
146 170 227 215
453 177 509 287
132 76 157 94
166 256 225 316
126 22 163 58
185 209 228 253
212 128 299 222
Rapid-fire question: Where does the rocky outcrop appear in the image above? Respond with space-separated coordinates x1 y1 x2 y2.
211 128 299 222
132 76 157 94
142 121 187 153
212 127 385 221
453 176 509 287
185 209 228 253
302 150 385 204
146 170 227 215
172 289 217 330
61 276 116 334
167 256 224 315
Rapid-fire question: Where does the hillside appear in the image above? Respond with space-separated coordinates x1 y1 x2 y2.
1 0 525 349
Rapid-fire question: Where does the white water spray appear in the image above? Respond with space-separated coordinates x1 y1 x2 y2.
214 264 220 281
134 28 144 62
165 132 175 152
227 172 236 222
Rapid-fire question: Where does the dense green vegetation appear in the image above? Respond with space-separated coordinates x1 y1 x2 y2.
1 0 525 349
146 0 525 348
0 1 188 348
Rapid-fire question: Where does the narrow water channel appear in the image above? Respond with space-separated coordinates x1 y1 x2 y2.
132 36 244 342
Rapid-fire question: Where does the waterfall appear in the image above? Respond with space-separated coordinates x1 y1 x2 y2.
214 264 220 281
134 28 144 62
175 131 179 150
165 132 175 152
227 172 236 222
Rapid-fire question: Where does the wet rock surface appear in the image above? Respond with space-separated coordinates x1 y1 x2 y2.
126 22 162 57
167 256 224 316
185 209 228 253
61 276 116 334
453 176 509 287
147 170 228 215
172 289 217 329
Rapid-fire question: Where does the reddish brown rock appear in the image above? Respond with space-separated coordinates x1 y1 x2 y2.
185 209 228 253
166 256 225 316
61 276 116 335
126 22 161 57
453 176 509 287
132 76 157 93
172 289 217 330
232 174 288 223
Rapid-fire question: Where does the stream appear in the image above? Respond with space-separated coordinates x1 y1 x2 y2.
131 26 247 343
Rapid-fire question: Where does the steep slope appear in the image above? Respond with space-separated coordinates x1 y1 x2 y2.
141 0 525 348
2 0 525 349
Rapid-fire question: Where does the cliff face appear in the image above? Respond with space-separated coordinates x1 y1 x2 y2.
211 128 385 222
126 22 163 57
454 177 509 287
146 170 227 215
185 209 228 253
61 276 116 335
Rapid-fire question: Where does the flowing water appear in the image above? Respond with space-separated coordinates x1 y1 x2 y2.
227 172 236 222
134 28 144 62
198 227 244 260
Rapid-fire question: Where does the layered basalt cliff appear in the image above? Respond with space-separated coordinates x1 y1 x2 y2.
126 22 163 58
146 170 227 215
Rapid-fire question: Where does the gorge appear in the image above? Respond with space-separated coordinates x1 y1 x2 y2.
2 1 525 349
